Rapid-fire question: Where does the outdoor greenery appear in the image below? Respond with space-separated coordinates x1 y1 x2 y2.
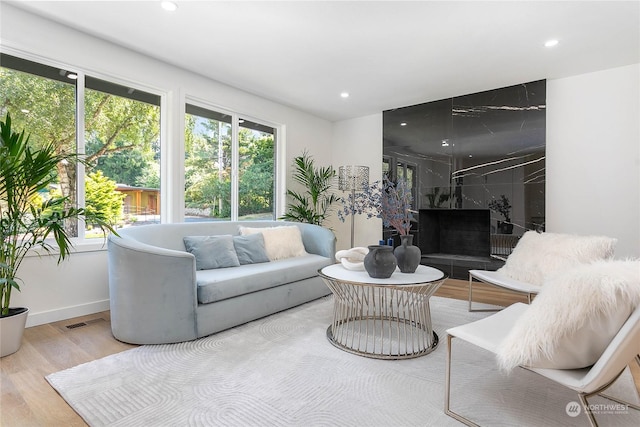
85 171 126 225
281 151 337 226
184 114 274 219
0 113 116 315
1 60 276 229
1 65 160 233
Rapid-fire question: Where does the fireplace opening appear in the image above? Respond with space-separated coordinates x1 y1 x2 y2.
418 209 501 278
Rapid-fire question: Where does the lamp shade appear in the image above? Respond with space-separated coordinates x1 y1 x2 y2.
338 165 369 191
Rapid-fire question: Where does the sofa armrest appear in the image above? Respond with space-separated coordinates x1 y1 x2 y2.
298 223 336 259
107 234 199 344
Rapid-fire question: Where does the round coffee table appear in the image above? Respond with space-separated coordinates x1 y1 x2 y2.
318 264 447 360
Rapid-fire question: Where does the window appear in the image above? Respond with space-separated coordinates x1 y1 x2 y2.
396 160 418 209
1 54 78 234
2 53 279 238
185 103 276 221
1 53 162 239
84 77 161 233
238 119 275 220
184 105 232 220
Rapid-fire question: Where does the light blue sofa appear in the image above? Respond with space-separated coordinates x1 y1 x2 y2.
107 221 335 344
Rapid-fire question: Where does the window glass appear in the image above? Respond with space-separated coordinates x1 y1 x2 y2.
382 157 392 180
184 104 232 221
1 53 162 239
184 104 276 222
238 119 275 220
84 77 161 233
0 54 78 235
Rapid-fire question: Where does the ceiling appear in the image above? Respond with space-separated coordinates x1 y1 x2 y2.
7 1 640 122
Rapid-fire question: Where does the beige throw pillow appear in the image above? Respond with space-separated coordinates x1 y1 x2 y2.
239 225 307 261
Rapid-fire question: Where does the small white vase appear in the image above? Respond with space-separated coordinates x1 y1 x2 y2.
0 307 29 357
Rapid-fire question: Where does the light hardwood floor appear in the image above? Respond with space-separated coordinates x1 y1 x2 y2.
1 279 639 426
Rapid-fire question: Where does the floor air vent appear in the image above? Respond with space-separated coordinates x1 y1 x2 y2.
65 318 105 330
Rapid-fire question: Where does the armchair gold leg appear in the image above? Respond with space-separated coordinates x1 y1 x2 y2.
444 334 481 427
468 275 500 313
579 393 599 427
577 369 640 427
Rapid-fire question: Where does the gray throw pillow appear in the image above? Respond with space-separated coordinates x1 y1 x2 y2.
183 235 240 270
233 234 270 265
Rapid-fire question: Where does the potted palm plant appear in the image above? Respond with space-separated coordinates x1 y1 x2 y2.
281 150 338 226
1 112 116 357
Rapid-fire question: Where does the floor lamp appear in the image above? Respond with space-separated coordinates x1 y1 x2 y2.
338 165 369 248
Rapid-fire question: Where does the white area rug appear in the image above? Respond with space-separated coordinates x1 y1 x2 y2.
47 296 640 427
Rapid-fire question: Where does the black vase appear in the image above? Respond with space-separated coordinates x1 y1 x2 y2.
364 245 397 278
394 234 421 273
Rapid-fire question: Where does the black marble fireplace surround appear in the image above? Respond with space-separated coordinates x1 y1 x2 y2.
383 80 545 278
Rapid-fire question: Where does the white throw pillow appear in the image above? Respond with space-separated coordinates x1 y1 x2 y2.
239 225 307 261
497 259 640 371
497 231 617 286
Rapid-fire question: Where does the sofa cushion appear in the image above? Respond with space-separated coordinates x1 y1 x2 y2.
233 234 270 265
183 235 240 270
496 231 617 286
239 225 308 260
196 254 331 304
497 259 640 371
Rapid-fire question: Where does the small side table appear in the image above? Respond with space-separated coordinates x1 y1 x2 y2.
318 264 447 360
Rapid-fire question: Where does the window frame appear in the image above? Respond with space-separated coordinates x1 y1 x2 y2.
184 97 282 222
1 49 285 250
1 49 167 246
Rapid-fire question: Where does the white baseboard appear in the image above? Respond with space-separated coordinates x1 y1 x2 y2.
25 300 110 328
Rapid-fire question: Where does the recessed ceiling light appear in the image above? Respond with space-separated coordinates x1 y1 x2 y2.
544 39 559 48
400 122 407 126
161 1 178 12
340 92 349 99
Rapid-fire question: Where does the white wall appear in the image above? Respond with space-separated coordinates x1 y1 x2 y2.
329 113 383 251
1 4 332 326
547 64 640 258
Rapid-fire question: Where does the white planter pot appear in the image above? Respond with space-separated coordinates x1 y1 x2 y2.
0 307 29 357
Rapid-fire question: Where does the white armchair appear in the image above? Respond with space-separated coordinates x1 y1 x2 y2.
468 230 617 312
448 259 640 427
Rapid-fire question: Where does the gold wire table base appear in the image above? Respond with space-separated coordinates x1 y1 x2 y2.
319 265 446 360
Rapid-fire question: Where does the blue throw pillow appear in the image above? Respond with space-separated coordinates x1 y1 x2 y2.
233 234 270 265
183 235 240 270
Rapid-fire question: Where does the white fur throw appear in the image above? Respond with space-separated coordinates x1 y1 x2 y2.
497 231 617 286
497 259 640 371
238 226 307 261
335 247 368 270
